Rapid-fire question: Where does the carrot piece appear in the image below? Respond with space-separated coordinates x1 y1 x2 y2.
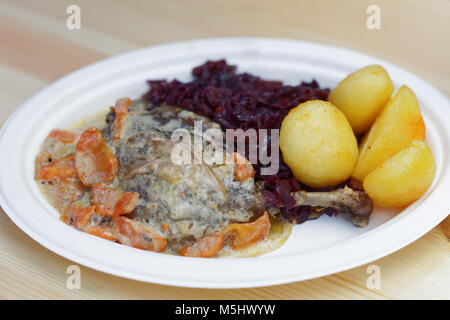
36 153 87 210
161 223 170 232
46 179 86 212
222 212 271 249
114 217 167 252
60 202 95 230
85 225 117 241
179 232 224 258
112 97 131 140
35 154 77 183
115 192 140 214
75 127 118 187
61 203 118 242
36 152 52 167
91 183 139 216
48 129 78 143
232 152 255 182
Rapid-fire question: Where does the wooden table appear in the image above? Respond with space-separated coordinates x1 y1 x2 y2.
0 0 449 299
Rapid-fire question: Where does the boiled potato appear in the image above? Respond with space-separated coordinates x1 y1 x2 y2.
328 65 394 135
280 100 358 188
363 140 436 207
352 85 425 182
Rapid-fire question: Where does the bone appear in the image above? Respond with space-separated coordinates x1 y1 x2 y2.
289 186 374 227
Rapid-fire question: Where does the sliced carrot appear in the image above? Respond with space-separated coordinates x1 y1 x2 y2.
91 183 139 216
36 153 86 210
222 212 271 249
112 97 131 140
114 217 166 252
115 191 140 214
161 223 170 232
179 232 224 258
85 225 117 241
46 179 86 211
62 203 118 242
60 202 95 230
232 152 255 182
35 154 77 183
36 151 52 169
75 127 118 187
48 129 78 143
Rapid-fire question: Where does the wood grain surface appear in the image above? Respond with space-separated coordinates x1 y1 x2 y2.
0 0 449 300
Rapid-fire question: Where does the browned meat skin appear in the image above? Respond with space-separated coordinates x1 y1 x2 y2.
103 101 266 252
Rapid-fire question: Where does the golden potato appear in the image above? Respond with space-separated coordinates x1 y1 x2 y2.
363 140 436 207
352 85 425 182
328 65 394 135
280 100 358 188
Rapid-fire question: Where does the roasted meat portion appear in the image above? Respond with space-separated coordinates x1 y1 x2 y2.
102 101 267 252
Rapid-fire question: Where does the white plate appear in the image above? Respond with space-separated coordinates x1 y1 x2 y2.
0 38 449 288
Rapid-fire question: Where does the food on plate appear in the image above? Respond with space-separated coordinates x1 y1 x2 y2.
75 127 118 187
363 140 436 207
90 183 140 216
289 187 373 227
179 232 224 258
279 100 358 188
328 65 394 135
352 85 426 182
222 212 271 249
35 61 377 257
36 59 438 257
35 154 78 183
48 129 78 143
34 60 438 256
